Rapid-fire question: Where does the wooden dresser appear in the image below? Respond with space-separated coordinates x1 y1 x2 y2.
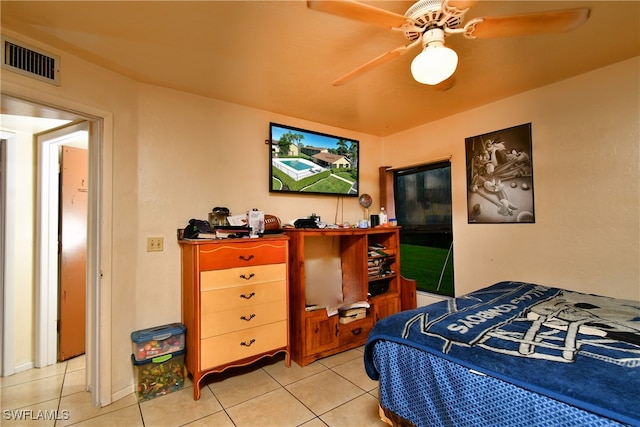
179 236 290 400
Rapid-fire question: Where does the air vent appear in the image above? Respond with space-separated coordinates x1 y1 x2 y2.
1 36 60 85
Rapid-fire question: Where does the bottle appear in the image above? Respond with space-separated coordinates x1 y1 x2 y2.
379 207 388 226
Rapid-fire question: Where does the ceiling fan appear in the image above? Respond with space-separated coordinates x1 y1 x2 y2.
307 0 590 86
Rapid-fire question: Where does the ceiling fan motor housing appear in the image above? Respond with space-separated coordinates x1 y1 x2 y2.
403 0 465 41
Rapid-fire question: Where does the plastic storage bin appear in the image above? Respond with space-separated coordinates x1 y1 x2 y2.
131 349 186 401
131 323 185 361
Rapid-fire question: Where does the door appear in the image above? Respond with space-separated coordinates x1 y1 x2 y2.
392 161 454 297
305 314 339 355
58 146 88 361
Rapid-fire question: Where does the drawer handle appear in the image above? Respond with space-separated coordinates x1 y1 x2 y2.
240 292 256 299
240 339 256 347
351 328 363 336
239 254 255 262
240 314 256 321
239 273 255 280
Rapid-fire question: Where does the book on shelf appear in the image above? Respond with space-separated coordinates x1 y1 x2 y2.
214 225 251 239
338 301 370 310
181 232 217 240
196 232 217 239
339 307 366 317
339 312 366 324
368 249 389 257
338 307 367 324
326 300 370 317
368 243 385 250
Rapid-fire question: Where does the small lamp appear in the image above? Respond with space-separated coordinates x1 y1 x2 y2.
411 28 458 85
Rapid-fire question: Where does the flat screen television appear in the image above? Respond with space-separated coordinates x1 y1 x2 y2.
269 122 359 197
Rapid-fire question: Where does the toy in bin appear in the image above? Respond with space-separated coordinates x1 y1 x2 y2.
132 350 186 401
131 323 185 362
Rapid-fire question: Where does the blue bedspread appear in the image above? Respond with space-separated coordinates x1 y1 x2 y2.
364 281 640 426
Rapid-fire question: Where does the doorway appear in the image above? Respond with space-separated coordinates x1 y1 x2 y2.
59 145 88 361
0 93 108 406
393 161 454 297
36 124 89 363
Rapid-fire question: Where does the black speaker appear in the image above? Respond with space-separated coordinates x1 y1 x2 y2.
368 281 389 297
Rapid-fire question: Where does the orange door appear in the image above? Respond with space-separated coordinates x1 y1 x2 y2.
58 146 88 361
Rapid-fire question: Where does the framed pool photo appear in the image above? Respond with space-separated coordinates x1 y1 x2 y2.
269 122 359 197
465 123 535 224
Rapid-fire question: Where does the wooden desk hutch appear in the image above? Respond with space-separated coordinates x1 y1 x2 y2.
285 226 409 367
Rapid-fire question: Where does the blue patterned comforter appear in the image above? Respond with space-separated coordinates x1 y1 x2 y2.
364 281 640 426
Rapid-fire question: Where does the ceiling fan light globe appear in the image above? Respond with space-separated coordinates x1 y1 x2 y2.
411 45 458 85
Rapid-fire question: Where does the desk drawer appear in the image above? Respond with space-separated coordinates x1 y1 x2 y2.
199 242 287 270
201 298 287 338
338 317 373 347
200 321 287 369
201 263 285 291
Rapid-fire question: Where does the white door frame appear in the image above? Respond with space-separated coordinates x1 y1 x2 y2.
35 123 89 367
1 88 113 407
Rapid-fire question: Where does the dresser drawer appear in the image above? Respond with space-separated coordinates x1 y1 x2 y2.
338 317 373 347
201 298 286 338
201 263 286 291
200 321 287 369
198 242 287 271
201 280 286 313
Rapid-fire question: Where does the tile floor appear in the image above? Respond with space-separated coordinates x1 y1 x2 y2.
0 347 387 426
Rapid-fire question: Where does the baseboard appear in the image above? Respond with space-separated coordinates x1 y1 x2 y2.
14 361 35 374
111 384 135 405
416 292 449 307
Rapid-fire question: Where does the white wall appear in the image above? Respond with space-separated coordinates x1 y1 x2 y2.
3 131 36 371
383 57 640 301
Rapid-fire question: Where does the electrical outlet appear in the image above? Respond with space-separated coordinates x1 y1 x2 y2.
147 237 164 252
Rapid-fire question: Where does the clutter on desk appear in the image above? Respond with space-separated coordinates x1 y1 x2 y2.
208 207 230 226
180 207 282 239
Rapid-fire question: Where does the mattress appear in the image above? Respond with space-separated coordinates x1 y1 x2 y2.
364 281 640 427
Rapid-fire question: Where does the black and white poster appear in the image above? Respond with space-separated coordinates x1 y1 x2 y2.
465 123 535 224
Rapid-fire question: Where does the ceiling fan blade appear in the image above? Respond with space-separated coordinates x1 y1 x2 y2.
470 8 590 39
332 43 416 86
307 0 409 29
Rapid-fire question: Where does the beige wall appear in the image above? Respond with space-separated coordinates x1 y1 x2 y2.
132 84 382 328
1 29 383 399
2 26 638 402
2 28 134 398
383 57 640 301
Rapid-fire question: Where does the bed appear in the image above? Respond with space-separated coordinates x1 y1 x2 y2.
364 281 640 427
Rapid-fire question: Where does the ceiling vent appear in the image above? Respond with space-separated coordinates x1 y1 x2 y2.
1 36 60 86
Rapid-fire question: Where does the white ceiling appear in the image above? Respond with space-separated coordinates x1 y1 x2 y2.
0 115 71 135
1 1 639 136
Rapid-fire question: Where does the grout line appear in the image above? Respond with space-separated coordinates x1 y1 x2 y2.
13 350 377 427
54 362 67 426
137 398 146 427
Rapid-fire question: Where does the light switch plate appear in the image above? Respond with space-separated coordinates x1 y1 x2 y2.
147 237 164 252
